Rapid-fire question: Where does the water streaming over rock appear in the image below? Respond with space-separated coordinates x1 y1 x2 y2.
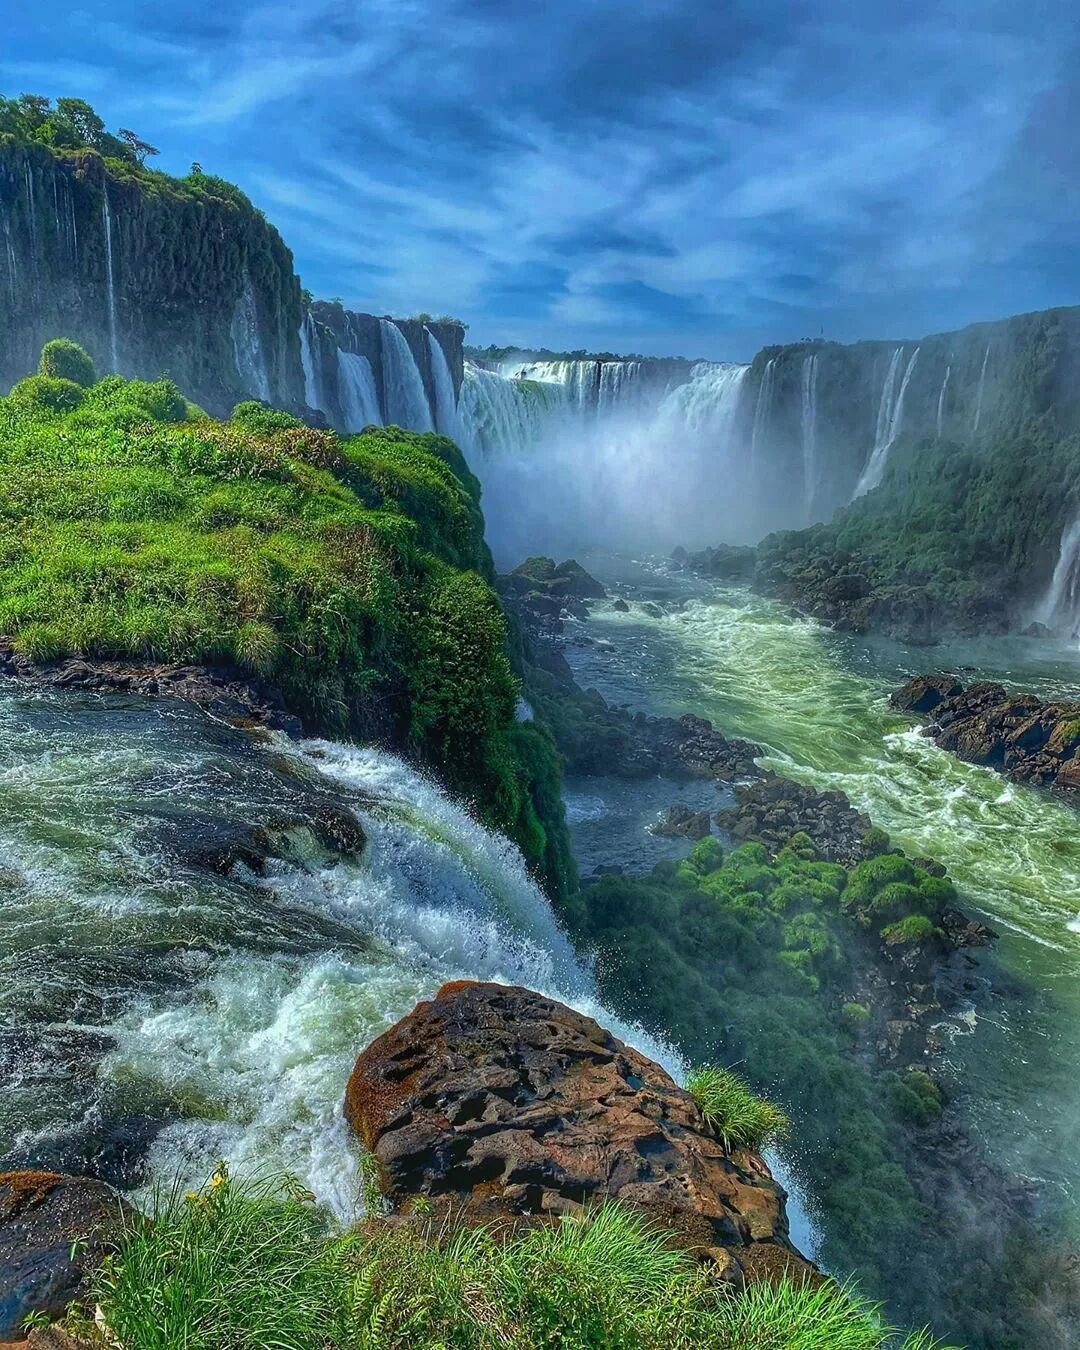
101 192 119 373
801 354 819 518
458 362 570 456
503 359 601 409
1035 513 1080 635
973 343 991 433
230 279 271 403
337 349 382 432
299 312 323 413
379 319 433 431
425 327 459 439
751 358 776 464
936 364 952 437
0 686 679 1219
853 347 919 497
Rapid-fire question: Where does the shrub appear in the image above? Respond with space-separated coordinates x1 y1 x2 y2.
686 1065 790 1152
39 338 97 387
7 373 85 413
882 914 941 946
842 1001 872 1028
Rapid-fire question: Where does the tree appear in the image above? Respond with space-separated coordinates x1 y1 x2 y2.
117 129 159 165
56 97 105 146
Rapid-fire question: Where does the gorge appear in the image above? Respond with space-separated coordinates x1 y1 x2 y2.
5 96 1080 1350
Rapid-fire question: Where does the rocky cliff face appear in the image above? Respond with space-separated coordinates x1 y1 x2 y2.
0 139 464 429
346 980 813 1285
743 306 1080 524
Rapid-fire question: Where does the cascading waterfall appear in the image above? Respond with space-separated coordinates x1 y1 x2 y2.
379 319 433 431
425 327 460 439
1035 513 1080 636
800 354 819 517
0 686 678 1216
299 312 323 413
230 278 271 403
973 343 991 433
505 359 601 410
936 364 951 438
459 362 570 456
659 361 749 437
853 347 919 497
751 358 776 464
101 191 119 373
337 349 382 432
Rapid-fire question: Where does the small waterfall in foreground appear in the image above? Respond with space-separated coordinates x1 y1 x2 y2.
853 346 919 497
299 312 323 413
337 349 382 432
230 279 271 403
1035 514 1080 635
379 319 433 431
973 343 991 433
425 327 460 439
801 354 819 518
102 192 119 373
751 357 776 464
936 364 951 437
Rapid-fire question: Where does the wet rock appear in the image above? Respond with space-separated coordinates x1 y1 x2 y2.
684 543 757 584
652 802 712 839
640 601 664 619
718 776 883 867
346 981 812 1276
893 676 1080 791
610 598 630 612
0 1172 130 1338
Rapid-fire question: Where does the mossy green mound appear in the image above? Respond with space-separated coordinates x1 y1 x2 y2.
0 345 572 899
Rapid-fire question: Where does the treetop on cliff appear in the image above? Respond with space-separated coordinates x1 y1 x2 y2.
0 93 158 165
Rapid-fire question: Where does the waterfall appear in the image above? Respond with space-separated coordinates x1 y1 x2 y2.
751 358 776 463
973 343 990 433
459 362 569 456
801 354 819 517
337 349 382 432
102 192 119 373
853 347 920 497
660 361 749 437
230 279 272 402
299 312 323 412
3 223 16 305
379 319 434 431
503 359 601 410
936 365 951 438
425 327 460 439
1035 514 1080 636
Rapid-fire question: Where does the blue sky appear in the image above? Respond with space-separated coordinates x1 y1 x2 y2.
4 0 1080 358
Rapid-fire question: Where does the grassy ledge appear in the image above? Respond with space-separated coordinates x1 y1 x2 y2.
0 343 573 900
53 1169 955 1350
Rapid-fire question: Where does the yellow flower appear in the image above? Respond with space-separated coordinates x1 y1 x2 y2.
210 1173 226 1190
184 1191 199 1202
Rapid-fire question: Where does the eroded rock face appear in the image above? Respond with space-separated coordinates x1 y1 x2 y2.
0 1171 129 1340
346 981 811 1280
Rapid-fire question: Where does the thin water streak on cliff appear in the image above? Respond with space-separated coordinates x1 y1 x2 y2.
936 365 952 438
101 191 118 373
973 343 991 433
853 347 919 497
801 353 819 518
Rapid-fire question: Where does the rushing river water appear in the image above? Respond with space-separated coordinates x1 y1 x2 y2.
560 554 1080 1236
0 684 677 1219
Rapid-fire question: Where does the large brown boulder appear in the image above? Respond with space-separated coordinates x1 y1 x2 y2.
345 981 812 1282
0 1172 130 1341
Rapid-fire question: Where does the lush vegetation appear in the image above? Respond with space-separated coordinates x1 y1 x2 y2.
686 1066 789 1152
62 1169 951 1350
0 344 573 899
0 93 158 165
568 830 1059 1347
756 422 1080 636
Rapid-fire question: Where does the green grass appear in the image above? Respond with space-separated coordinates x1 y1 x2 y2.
686 1065 790 1152
0 344 573 900
66 1170 954 1349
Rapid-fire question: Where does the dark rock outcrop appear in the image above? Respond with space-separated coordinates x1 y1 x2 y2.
892 676 1080 790
0 1171 129 1338
652 802 712 839
0 644 303 737
719 775 884 867
681 543 757 583
346 981 813 1282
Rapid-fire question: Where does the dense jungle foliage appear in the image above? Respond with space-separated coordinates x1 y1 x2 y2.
0 342 573 900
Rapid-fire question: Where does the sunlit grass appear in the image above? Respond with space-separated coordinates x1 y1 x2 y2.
687 1064 791 1152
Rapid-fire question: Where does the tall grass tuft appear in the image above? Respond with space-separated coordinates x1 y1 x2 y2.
687 1064 791 1152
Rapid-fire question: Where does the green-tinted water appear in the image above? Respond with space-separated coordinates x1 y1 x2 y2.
567 557 1080 1227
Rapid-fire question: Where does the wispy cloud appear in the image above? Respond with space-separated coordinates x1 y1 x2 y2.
4 0 1080 355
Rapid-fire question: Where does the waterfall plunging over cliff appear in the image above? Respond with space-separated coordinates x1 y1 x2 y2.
102 192 118 373
337 350 382 432
751 357 776 464
459 364 570 456
973 343 991 433
801 354 819 518
853 347 920 497
1035 514 1080 636
426 327 460 439
380 319 433 431
936 365 952 437
230 278 272 403
299 312 323 412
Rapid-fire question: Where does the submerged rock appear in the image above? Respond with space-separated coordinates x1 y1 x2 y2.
346 981 812 1279
0 1171 130 1338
